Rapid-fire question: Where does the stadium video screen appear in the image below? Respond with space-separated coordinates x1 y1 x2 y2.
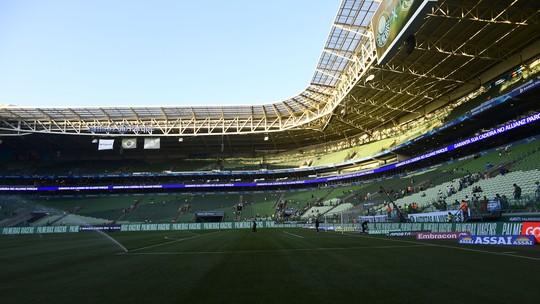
372 0 436 63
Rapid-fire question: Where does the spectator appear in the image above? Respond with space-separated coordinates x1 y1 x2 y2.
472 186 483 193
513 183 522 201
480 196 488 213
500 195 509 210
460 199 469 221
535 181 540 200
472 194 480 212
411 202 418 213
361 220 369 233
436 190 444 202
386 203 393 217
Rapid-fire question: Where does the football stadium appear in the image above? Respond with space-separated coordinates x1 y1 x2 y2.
1 0 540 303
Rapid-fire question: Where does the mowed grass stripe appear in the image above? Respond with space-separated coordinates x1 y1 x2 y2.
121 229 377 254
121 244 428 255
123 229 428 255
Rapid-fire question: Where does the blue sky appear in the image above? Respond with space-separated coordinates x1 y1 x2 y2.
0 0 340 107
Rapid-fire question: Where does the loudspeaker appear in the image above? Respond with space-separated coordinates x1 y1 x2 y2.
405 34 416 55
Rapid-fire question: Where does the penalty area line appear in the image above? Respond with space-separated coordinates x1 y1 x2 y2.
283 231 305 239
120 231 220 254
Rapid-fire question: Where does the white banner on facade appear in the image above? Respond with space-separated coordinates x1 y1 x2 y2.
143 138 160 149
408 211 452 222
98 139 114 150
358 215 388 223
122 138 137 149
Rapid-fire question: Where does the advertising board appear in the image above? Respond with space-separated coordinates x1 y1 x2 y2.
416 232 469 240
388 231 427 237
521 222 540 243
458 235 536 246
80 225 121 232
368 222 524 236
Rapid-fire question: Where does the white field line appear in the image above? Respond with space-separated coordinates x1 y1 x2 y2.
126 231 219 253
283 231 305 239
343 232 540 262
163 232 199 241
119 244 427 256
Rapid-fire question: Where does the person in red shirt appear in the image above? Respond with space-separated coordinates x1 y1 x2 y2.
460 199 469 221
386 203 393 218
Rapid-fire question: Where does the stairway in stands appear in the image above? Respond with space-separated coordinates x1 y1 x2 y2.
115 200 141 223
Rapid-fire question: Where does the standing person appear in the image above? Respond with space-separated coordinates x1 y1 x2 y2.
480 196 488 213
386 203 393 218
513 183 522 201
500 195 509 211
252 219 257 232
459 199 469 221
535 181 540 200
472 194 480 212
361 220 369 233
315 217 320 233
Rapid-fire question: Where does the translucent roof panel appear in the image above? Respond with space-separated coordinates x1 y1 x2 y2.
312 0 379 86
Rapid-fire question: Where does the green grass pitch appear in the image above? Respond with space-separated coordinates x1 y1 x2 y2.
1 229 539 304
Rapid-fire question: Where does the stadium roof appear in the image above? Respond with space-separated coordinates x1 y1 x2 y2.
0 0 539 151
0 0 379 136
